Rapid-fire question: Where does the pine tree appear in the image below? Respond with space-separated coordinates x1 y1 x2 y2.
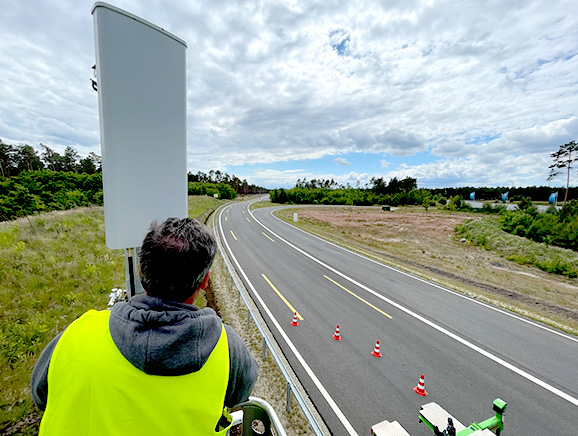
548 140 578 204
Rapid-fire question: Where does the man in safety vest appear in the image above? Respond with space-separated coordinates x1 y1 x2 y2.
31 217 258 435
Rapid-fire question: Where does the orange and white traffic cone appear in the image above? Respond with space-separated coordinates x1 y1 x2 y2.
333 325 342 341
371 340 382 358
291 312 299 326
413 374 428 396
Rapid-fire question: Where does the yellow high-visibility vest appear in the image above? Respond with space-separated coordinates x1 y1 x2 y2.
39 309 231 436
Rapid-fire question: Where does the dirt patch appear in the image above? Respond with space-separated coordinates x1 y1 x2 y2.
280 207 578 333
1 409 41 436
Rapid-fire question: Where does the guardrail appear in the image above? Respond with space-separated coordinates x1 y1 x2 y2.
211 203 326 436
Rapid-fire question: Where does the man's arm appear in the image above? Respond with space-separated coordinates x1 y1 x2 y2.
30 332 63 410
224 326 258 407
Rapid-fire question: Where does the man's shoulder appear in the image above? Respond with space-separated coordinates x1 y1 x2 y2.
223 325 250 356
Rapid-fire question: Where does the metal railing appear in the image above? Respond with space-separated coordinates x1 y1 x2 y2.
229 396 288 436
212 204 326 436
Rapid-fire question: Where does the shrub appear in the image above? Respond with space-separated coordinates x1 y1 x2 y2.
457 217 578 278
518 196 537 214
0 171 103 221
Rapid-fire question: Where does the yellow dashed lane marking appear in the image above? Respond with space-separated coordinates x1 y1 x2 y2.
262 274 303 320
230 230 237 241
324 275 392 319
262 232 275 242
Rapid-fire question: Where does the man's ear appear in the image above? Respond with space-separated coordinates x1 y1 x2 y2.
199 271 211 290
184 272 210 305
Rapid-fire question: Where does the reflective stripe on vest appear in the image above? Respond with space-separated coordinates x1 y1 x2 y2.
39 309 231 436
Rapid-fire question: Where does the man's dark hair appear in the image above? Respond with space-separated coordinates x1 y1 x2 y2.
139 217 217 302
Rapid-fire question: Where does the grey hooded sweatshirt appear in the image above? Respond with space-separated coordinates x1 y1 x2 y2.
31 294 258 410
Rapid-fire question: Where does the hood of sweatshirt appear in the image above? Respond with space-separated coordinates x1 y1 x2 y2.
109 294 222 376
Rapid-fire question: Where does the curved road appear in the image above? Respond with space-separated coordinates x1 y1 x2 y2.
217 201 578 436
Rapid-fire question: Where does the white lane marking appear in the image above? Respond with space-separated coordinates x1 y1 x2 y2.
267 207 578 345
247 206 578 408
218 206 360 436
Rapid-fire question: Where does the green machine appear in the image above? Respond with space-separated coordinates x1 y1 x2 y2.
419 398 507 436
371 398 507 436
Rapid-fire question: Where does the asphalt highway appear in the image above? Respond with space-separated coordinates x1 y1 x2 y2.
217 201 578 436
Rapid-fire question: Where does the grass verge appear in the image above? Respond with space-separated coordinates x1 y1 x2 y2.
0 195 225 435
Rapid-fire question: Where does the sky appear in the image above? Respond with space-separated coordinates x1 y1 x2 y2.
1 0 577 190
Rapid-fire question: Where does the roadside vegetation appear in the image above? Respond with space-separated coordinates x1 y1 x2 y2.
451 198 578 278
0 171 103 221
0 195 223 435
457 215 578 278
498 199 578 251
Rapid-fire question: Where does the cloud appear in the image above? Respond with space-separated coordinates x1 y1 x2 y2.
333 157 351 166
484 117 578 156
382 152 554 189
247 168 309 188
0 0 576 189
430 138 470 158
373 128 427 156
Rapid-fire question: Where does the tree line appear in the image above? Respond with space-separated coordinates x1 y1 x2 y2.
0 141 102 221
0 140 102 176
188 170 267 195
187 182 237 200
293 175 418 193
270 177 426 206
272 174 572 207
